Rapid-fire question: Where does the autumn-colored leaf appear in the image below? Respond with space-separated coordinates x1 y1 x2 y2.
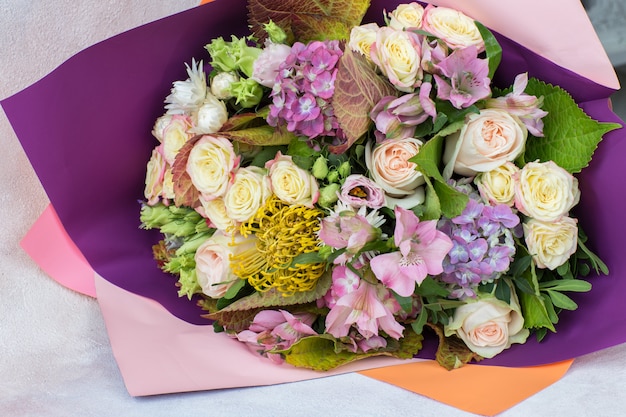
218 124 296 146
427 323 482 370
247 0 371 44
171 136 201 207
220 112 267 132
330 47 398 154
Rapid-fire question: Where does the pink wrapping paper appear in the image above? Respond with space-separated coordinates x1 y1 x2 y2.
7 0 623 409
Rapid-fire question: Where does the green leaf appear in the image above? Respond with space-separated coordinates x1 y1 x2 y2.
411 306 428 335
475 21 502 80
523 78 622 173
278 329 423 371
223 278 246 299
577 237 609 275
519 291 556 331
330 47 398 154
433 180 469 219
545 290 578 310
539 279 592 293
247 0 371 43
410 134 446 182
494 280 511 304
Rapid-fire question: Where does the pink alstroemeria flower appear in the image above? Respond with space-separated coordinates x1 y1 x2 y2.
325 276 404 340
433 45 491 109
485 72 548 136
235 309 318 364
370 206 453 296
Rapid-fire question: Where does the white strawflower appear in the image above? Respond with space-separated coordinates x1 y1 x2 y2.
165 58 207 114
190 93 228 134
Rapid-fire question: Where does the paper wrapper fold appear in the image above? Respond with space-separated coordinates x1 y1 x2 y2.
3 0 624 414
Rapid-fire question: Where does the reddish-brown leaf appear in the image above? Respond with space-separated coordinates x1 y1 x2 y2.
171 135 202 208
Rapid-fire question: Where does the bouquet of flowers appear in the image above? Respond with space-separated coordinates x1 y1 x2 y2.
139 0 618 370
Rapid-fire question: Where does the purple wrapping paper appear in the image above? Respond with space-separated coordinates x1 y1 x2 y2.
3 0 625 367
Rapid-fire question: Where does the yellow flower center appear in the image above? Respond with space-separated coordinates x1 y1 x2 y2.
230 195 325 296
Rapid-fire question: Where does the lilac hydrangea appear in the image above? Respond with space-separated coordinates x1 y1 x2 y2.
267 40 344 147
437 193 522 299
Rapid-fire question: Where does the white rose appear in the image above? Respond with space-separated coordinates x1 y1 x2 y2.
195 231 257 299
186 135 240 200
211 71 239 100
144 146 166 206
161 165 175 202
524 216 578 270
421 5 484 52
365 138 425 209
348 23 379 62
265 152 319 207
445 293 530 359
224 166 271 223
190 93 228 134
370 27 422 92
388 2 424 30
199 196 236 231
514 160 580 222
475 162 520 206
443 109 527 177
162 115 193 165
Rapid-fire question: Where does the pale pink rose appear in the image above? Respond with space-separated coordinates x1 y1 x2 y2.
195 231 256 298
370 27 422 92
365 138 426 208
514 160 580 222
265 151 319 207
252 41 292 88
444 293 530 358
198 196 236 231
443 109 527 177
421 5 484 52
523 216 578 270
186 135 240 200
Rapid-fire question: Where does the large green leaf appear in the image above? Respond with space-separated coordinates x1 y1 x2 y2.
523 78 621 173
248 0 371 43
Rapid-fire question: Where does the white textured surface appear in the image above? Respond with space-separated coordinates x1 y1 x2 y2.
1 2 626 417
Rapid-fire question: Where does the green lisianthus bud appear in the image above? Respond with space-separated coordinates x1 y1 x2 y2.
317 183 341 208
140 204 175 229
338 161 351 179
264 20 287 44
327 169 339 183
231 78 263 108
312 156 329 179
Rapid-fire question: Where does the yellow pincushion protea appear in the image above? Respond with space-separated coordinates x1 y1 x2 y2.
230 195 325 295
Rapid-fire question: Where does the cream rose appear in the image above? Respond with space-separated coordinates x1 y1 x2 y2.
190 93 228 134
161 165 175 202
445 293 530 359
388 2 424 30
195 231 257 299
523 216 578 270
443 109 527 177
210 71 239 100
475 162 520 206
199 196 237 231
224 166 271 223
348 23 379 62
144 146 166 206
370 27 422 92
514 160 580 222
151 114 173 142
265 152 319 207
186 135 240 200
421 5 484 52
365 138 426 209
162 115 193 165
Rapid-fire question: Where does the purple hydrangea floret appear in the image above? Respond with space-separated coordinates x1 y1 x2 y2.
267 40 344 147
437 188 521 299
